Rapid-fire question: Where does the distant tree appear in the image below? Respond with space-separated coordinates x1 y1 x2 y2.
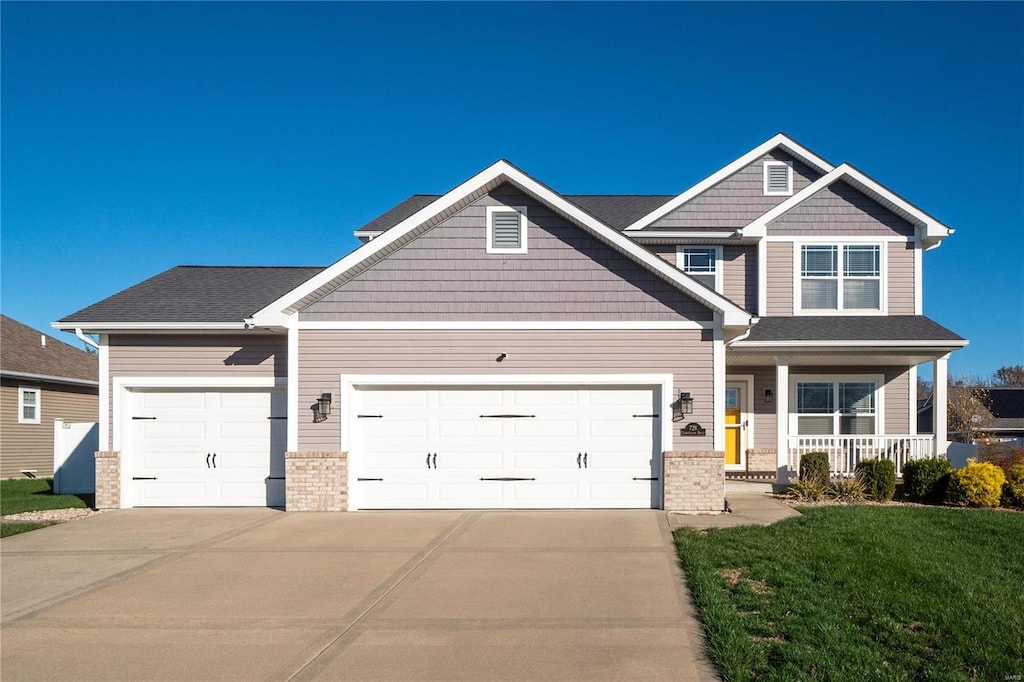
992 365 1024 387
947 374 992 444
917 377 933 400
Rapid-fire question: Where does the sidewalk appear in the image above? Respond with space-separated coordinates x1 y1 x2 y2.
667 493 800 531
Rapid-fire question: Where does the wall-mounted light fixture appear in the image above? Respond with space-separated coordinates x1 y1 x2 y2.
311 392 332 423
764 388 774 404
496 353 507 363
672 391 694 422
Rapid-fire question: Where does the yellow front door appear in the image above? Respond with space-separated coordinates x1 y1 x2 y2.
725 386 743 466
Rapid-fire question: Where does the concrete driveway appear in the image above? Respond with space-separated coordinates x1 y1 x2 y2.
1 509 715 681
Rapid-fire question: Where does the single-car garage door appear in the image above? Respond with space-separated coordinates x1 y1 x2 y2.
351 385 662 509
130 388 285 507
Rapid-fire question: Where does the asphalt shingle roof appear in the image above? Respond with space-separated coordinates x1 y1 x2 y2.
743 316 965 343
358 194 675 233
59 266 325 324
985 388 1024 429
1 315 98 382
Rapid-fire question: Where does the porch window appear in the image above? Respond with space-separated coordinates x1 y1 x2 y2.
799 244 881 312
795 379 876 435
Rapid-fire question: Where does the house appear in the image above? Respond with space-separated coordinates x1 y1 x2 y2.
54 134 966 512
919 388 1024 443
1 315 99 478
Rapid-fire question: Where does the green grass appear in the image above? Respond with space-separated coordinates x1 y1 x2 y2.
1 521 48 538
675 506 1024 681
1 477 90 515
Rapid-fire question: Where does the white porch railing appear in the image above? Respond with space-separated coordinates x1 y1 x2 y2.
787 435 937 478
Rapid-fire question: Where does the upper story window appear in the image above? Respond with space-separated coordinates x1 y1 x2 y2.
486 205 528 254
676 246 722 292
799 244 882 313
18 387 40 424
763 161 793 196
793 376 879 435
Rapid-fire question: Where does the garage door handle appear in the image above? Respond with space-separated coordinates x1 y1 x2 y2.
206 453 211 468
426 452 439 469
212 453 217 468
583 452 588 468
432 453 437 468
577 452 581 468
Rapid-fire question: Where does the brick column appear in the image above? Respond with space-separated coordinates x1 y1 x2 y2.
663 450 725 513
285 451 347 512
94 451 121 510
746 448 777 477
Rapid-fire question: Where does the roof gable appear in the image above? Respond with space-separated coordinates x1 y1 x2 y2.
1 315 98 383
254 160 752 327
623 133 835 231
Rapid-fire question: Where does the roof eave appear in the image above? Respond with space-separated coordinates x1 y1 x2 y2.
52 321 251 333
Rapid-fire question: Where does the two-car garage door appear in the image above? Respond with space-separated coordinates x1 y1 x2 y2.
351 385 662 509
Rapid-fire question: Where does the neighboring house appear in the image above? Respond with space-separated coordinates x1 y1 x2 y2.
919 388 1024 443
54 134 966 512
1 315 99 478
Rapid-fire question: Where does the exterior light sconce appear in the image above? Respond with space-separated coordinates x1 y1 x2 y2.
764 389 774 404
312 392 332 423
672 392 694 422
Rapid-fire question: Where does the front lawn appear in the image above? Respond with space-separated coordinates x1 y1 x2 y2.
1 477 90 515
675 506 1024 681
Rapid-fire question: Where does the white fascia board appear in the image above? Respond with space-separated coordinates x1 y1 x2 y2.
0 370 99 387
729 339 969 349
52 321 248 332
353 231 383 239
623 133 835 232
743 164 954 241
628 230 741 240
256 159 752 328
296 320 712 330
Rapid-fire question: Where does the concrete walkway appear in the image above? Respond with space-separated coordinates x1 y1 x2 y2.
667 493 801 531
2 509 716 682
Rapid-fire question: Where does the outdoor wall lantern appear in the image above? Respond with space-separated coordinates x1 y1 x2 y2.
312 392 332 423
764 388 774 404
672 391 694 422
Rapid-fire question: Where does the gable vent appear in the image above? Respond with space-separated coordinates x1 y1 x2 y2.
765 162 792 195
491 211 522 249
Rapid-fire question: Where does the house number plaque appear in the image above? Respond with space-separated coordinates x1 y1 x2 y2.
680 422 706 437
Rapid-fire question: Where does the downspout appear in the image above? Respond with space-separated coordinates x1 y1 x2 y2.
725 316 760 346
75 328 100 351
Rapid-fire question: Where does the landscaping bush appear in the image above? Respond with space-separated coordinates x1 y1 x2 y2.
978 442 1024 472
826 477 865 502
787 478 827 502
946 461 1006 508
902 457 953 504
855 458 896 502
1002 463 1024 509
799 452 831 487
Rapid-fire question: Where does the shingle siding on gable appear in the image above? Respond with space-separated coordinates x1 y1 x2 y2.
766 181 916 237
648 150 823 229
302 186 713 322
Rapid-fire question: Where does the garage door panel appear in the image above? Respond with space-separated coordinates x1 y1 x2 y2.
511 450 577 470
361 390 429 410
513 390 579 407
360 482 431 506
139 452 205 471
438 420 503 439
139 392 207 410
438 390 502 408
437 482 505 504
135 480 208 505
510 481 581 504
435 450 504 470
512 420 579 439
363 451 434 471
138 421 207 445
588 389 654 408
217 392 271 410
589 419 655 439
360 419 429 439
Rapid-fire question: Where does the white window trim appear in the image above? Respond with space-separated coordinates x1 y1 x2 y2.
788 373 885 436
485 205 528 254
763 160 793 196
675 245 723 293
793 241 888 315
18 386 41 424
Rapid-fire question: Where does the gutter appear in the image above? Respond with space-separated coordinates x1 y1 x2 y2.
75 328 100 350
0 370 98 388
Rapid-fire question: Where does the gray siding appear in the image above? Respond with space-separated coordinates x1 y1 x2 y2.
767 181 916 237
649 150 824 229
302 185 712 322
106 334 285 449
726 367 778 450
888 241 916 314
765 242 793 316
0 379 98 478
297 329 714 453
723 245 757 312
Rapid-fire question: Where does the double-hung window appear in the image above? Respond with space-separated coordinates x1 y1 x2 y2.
677 246 722 292
794 377 878 435
799 244 881 312
18 387 41 424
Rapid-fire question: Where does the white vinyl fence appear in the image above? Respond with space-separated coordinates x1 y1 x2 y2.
53 420 98 494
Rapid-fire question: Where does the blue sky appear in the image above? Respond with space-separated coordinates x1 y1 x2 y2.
2 1 1021 379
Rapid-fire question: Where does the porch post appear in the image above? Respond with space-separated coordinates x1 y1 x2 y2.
933 353 949 457
775 357 789 483
287 318 299 452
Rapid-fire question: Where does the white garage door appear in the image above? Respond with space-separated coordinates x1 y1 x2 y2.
131 389 285 507
352 385 661 509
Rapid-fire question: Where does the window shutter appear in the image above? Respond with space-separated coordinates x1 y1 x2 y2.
766 164 791 193
491 211 521 249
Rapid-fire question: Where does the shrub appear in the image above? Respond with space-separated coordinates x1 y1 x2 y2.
978 442 1024 472
946 461 1006 508
787 478 827 502
855 458 896 502
902 458 953 504
800 452 831 487
1002 464 1024 509
826 477 865 502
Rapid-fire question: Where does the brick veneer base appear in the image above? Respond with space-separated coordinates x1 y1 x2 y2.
94 451 121 510
663 450 725 513
285 451 348 512
746 448 777 476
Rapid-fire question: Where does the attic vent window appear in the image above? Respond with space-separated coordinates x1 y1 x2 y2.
764 161 793 196
486 205 528 254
